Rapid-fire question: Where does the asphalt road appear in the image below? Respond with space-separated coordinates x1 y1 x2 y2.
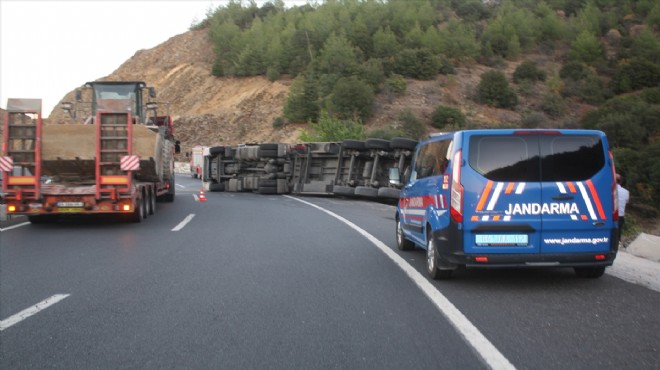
1 174 658 369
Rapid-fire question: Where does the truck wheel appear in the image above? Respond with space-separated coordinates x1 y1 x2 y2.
148 190 156 215
209 182 225 192
355 186 378 198
127 200 144 223
390 137 418 150
396 216 415 251
427 230 452 280
365 138 390 150
332 185 355 196
574 266 605 278
28 215 57 224
160 177 175 202
342 140 365 150
377 187 400 199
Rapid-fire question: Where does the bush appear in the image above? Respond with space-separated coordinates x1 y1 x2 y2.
541 93 566 119
431 106 466 129
393 48 440 80
272 116 285 129
384 74 407 97
477 70 518 109
611 58 660 94
559 61 590 80
513 60 546 83
299 111 365 142
328 76 374 121
367 127 406 140
397 108 427 140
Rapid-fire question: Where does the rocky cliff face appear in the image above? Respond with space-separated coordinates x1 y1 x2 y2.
47 29 304 155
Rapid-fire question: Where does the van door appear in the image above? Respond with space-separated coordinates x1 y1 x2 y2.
539 133 614 253
463 133 543 255
399 137 452 246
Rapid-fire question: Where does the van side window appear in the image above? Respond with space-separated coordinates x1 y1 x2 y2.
414 139 452 179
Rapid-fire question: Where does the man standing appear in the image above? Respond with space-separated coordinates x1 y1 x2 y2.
616 173 630 247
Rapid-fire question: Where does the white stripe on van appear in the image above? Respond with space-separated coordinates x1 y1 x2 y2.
556 181 566 193
487 182 504 211
515 182 525 194
576 181 597 220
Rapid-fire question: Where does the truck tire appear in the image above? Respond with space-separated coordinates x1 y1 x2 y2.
209 146 225 156
377 187 400 199
127 198 144 223
159 177 175 202
209 182 225 192
365 138 390 150
28 215 57 224
258 186 278 194
148 190 156 215
390 137 417 150
342 140 365 150
332 185 355 196
354 186 378 198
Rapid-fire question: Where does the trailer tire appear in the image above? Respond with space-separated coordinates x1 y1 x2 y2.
209 182 225 192
377 187 400 199
209 146 225 156
355 186 378 198
148 190 156 215
365 138 390 150
332 185 355 196
258 186 278 194
28 215 57 224
390 137 417 150
342 140 365 150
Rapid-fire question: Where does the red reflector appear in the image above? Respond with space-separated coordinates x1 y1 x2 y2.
595 254 606 260
475 256 489 263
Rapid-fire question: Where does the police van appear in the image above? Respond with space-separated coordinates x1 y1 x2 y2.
394 129 619 279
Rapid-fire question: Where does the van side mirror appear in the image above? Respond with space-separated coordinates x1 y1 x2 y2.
389 167 402 188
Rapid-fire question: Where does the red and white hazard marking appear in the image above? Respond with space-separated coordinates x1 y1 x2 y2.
120 155 140 171
0 156 13 172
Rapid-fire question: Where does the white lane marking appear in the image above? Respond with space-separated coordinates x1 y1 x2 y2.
193 194 199 201
176 184 186 189
172 214 195 231
0 294 70 331
285 195 515 370
0 222 31 232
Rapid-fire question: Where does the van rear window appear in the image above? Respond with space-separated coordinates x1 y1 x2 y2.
468 134 604 182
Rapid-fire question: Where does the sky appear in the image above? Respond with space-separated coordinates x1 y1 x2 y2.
0 0 310 117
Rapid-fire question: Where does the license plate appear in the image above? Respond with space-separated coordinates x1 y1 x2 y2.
57 202 84 207
58 207 82 213
476 234 528 246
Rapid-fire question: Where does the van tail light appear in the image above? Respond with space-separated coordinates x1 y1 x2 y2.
450 150 464 223
609 151 619 222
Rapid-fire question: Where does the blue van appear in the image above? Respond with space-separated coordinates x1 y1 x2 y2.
394 129 619 279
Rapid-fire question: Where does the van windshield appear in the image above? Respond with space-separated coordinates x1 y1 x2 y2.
468 134 604 182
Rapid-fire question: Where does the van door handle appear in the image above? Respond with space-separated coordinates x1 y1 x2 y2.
552 195 574 200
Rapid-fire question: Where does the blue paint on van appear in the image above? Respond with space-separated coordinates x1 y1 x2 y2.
395 129 619 279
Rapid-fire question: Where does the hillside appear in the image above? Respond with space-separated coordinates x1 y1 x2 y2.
45 28 586 156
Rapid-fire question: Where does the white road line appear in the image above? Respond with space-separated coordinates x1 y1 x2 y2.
0 222 31 232
172 214 195 231
176 184 186 188
285 195 515 370
0 294 70 331
193 194 199 201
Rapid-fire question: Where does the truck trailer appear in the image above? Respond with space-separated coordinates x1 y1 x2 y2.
1 81 180 223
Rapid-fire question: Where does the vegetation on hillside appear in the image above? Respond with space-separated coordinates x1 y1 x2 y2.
197 0 660 212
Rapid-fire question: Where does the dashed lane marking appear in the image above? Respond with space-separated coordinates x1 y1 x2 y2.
172 213 195 231
0 294 70 331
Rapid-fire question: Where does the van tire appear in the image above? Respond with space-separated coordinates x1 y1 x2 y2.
396 217 414 251
574 266 605 278
427 230 452 280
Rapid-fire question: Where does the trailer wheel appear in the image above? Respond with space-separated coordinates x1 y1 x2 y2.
148 190 156 215
390 137 417 150
342 140 365 150
332 185 355 196
209 182 225 192
127 199 144 223
365 138 390 150
28 215 57 224
377 187 400 199
354 186 378 198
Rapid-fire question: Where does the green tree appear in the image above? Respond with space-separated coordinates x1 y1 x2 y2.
568 31 605 65
316 33 363 77
477 70 518 109
393 48 440 80
438 19 480 63
373 26 399 59
284 74 319 123
513 60 547 83
328 76 375 121
431 106 466 129
612 58 660 93
299 110 366 142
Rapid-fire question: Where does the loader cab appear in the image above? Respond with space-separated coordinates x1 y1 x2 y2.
86 81 147 123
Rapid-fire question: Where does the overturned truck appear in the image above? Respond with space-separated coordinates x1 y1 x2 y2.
202 137 417 201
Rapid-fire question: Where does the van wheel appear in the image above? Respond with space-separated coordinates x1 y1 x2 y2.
427 231 452 280
574 266 605 278
396 217 414 251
